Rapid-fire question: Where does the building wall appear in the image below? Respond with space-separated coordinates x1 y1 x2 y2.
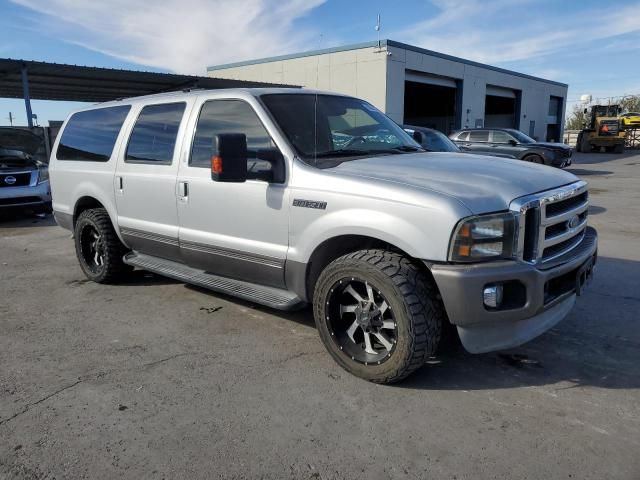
384 45 568 141
208 42 568 141
207 47 388 112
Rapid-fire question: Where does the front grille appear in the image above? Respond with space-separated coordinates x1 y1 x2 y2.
0 172 32 187
511 181 589 265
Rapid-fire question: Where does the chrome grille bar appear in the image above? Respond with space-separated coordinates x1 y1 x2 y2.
510 180 589 265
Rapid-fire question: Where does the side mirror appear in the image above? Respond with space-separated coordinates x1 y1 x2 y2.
583 108 588 114
508 139 518 146
411 130 424 145
211 133 247 182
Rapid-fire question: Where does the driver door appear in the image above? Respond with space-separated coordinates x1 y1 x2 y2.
176 96 290 288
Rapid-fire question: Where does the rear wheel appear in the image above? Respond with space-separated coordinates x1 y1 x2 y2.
74 208 131 283
614 143 625 154
313 249 445 383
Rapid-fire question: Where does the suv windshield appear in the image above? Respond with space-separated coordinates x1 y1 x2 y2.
261 94 422 164
420 129 460 152
508 130 536 144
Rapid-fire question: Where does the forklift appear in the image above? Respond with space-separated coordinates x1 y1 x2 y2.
575 104 625 153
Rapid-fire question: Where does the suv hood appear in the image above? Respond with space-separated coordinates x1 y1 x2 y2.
531 141 572 151
330 152 578 214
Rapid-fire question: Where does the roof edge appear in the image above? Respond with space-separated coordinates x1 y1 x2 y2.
207 39 568 88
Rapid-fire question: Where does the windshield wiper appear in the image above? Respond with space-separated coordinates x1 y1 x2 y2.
314 149 380 158
389 145 425 152
315 146 425 158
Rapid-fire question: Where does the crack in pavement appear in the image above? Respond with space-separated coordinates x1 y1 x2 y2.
0 352 198 427
142 352 195 369
0 379 83 427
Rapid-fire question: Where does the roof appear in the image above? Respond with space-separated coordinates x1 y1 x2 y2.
68 87 341 109
0 58 296 103
208 39 568 88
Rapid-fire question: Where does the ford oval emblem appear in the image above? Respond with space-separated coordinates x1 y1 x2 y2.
4 175 17 185
568 215 580 229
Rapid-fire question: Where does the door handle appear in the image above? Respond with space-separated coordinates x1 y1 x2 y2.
115 176 123 195
178 181 189 200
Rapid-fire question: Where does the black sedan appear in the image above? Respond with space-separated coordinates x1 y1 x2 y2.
449 128 572 168
403 125 516 159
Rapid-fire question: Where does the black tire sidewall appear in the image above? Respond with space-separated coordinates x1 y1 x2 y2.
74 209 121 283
313 256 423 382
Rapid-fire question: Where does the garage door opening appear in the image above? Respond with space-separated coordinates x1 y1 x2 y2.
404 80 458 134
484 86 519 129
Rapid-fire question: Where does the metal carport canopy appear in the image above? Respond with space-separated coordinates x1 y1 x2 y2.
0 58 297 127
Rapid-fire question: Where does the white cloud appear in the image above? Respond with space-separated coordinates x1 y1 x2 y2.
10 0 326 74
399 0 640 64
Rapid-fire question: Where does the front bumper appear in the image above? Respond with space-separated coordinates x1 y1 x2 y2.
0 179 51 209
430 227 597 353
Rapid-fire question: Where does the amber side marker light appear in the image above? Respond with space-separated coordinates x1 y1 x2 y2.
211 155 223 174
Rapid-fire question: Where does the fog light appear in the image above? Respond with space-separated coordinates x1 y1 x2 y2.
483 284 503 308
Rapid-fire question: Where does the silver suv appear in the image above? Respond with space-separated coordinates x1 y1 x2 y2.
0 128 51 213
49 89 597 383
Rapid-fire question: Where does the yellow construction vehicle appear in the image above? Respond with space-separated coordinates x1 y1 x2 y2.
575 104 625 153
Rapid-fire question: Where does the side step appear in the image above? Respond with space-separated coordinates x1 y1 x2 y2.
123 252 305 311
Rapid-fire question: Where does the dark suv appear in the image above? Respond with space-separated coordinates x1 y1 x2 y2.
449 128 573 168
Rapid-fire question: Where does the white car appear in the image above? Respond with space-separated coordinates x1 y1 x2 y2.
49 89 597 383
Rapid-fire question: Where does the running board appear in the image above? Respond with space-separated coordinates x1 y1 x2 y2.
123 252 305 311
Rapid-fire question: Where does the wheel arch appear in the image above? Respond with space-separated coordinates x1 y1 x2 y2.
288 233 436 303
72 195 125 245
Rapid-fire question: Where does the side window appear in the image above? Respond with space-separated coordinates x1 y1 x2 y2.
491 131 512 143
190 100 276 179
469 130 489 142
455 131 469 141
125 102 186 164
56 105 131 161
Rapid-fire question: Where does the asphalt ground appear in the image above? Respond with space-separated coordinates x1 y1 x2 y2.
1 151 639 479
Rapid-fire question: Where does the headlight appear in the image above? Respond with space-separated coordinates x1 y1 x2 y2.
448 212 516 262
37 166 49 184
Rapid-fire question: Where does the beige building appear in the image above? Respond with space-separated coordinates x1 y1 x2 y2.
208 40 568 141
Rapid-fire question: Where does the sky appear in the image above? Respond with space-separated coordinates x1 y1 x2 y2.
1 0 639 125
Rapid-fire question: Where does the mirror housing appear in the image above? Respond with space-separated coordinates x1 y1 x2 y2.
211 134 248 182
508 139 518 146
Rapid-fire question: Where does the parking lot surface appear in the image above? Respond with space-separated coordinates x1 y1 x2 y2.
1 152 639 479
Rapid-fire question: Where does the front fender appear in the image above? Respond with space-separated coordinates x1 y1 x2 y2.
288 203 461 263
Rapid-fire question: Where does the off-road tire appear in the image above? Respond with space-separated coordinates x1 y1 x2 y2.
313 249 445 384
74 208 131 283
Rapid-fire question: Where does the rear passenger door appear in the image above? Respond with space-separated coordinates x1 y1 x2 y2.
114 99 193 261
465 130 491 155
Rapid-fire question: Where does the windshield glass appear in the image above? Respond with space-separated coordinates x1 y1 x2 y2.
508 130 536 144
261 94 422 164
417 128 460 152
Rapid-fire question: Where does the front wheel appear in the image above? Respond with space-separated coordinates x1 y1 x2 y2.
74 208 131 283
523 154 544 164
313 250 445 383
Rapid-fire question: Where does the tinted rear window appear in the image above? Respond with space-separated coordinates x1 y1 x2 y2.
56 105 131 161
126 102 186 164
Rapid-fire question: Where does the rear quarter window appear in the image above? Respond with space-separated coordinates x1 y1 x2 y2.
56 105 131 161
